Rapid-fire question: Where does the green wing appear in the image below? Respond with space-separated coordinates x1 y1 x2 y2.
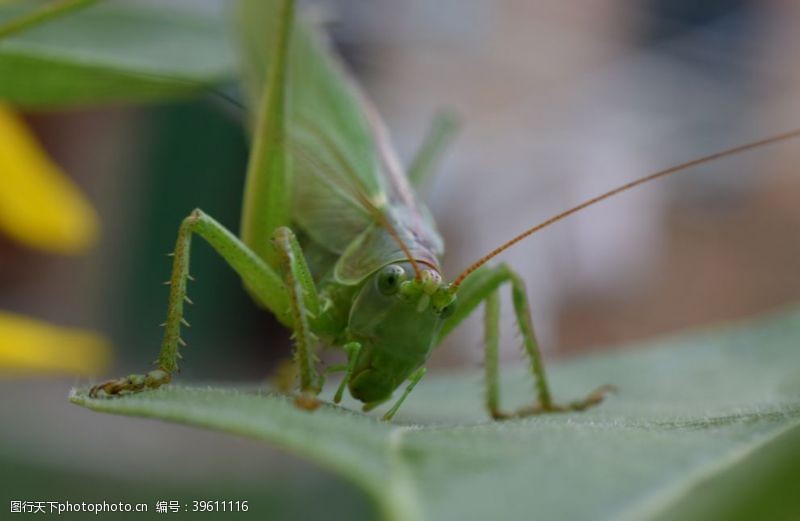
238 0 443 282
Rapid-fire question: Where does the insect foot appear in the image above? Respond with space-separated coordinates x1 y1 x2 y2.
294 391 321 411
88 369 171 398
493 384 617 420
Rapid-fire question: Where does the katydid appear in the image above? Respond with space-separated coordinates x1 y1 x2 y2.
89 0 800 421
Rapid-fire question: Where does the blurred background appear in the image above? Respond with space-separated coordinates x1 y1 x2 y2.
1 0 799 518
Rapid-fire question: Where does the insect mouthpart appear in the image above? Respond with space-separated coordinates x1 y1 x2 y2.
431 287 456 318
419 268 442 294
394 271 455 317
378 264 449 315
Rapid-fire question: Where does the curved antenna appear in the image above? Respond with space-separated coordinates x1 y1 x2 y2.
451 128 800 288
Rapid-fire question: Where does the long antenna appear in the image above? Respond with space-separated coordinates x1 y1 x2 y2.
451 128 800 288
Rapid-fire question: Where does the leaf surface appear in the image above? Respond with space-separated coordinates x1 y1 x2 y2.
71 307 800 521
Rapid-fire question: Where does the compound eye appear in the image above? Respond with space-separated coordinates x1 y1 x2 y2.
377 265 406 295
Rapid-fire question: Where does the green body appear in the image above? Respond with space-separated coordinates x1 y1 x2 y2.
239 0 449 405
89 0 609 420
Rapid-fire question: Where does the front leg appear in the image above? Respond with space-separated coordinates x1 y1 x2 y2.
272 226 323 399
440 264 613 419
381 367 426 422
90 209 290 397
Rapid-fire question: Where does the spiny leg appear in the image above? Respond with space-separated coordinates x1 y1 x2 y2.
272 226 328 406
382 367 426 422
501 266 614 416
506 267 554 411
89 209 290 398
440 264 613 419
502 267 614 415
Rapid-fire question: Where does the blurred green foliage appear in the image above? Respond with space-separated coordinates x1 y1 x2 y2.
0 1 235 106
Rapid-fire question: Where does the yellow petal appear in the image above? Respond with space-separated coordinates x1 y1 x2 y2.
0 103 99 254
0 310 111 376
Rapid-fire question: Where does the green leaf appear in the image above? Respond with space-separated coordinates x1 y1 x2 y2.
71 307 800 521
0 2 236 107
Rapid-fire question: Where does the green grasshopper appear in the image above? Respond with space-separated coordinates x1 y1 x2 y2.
89 0 800 421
